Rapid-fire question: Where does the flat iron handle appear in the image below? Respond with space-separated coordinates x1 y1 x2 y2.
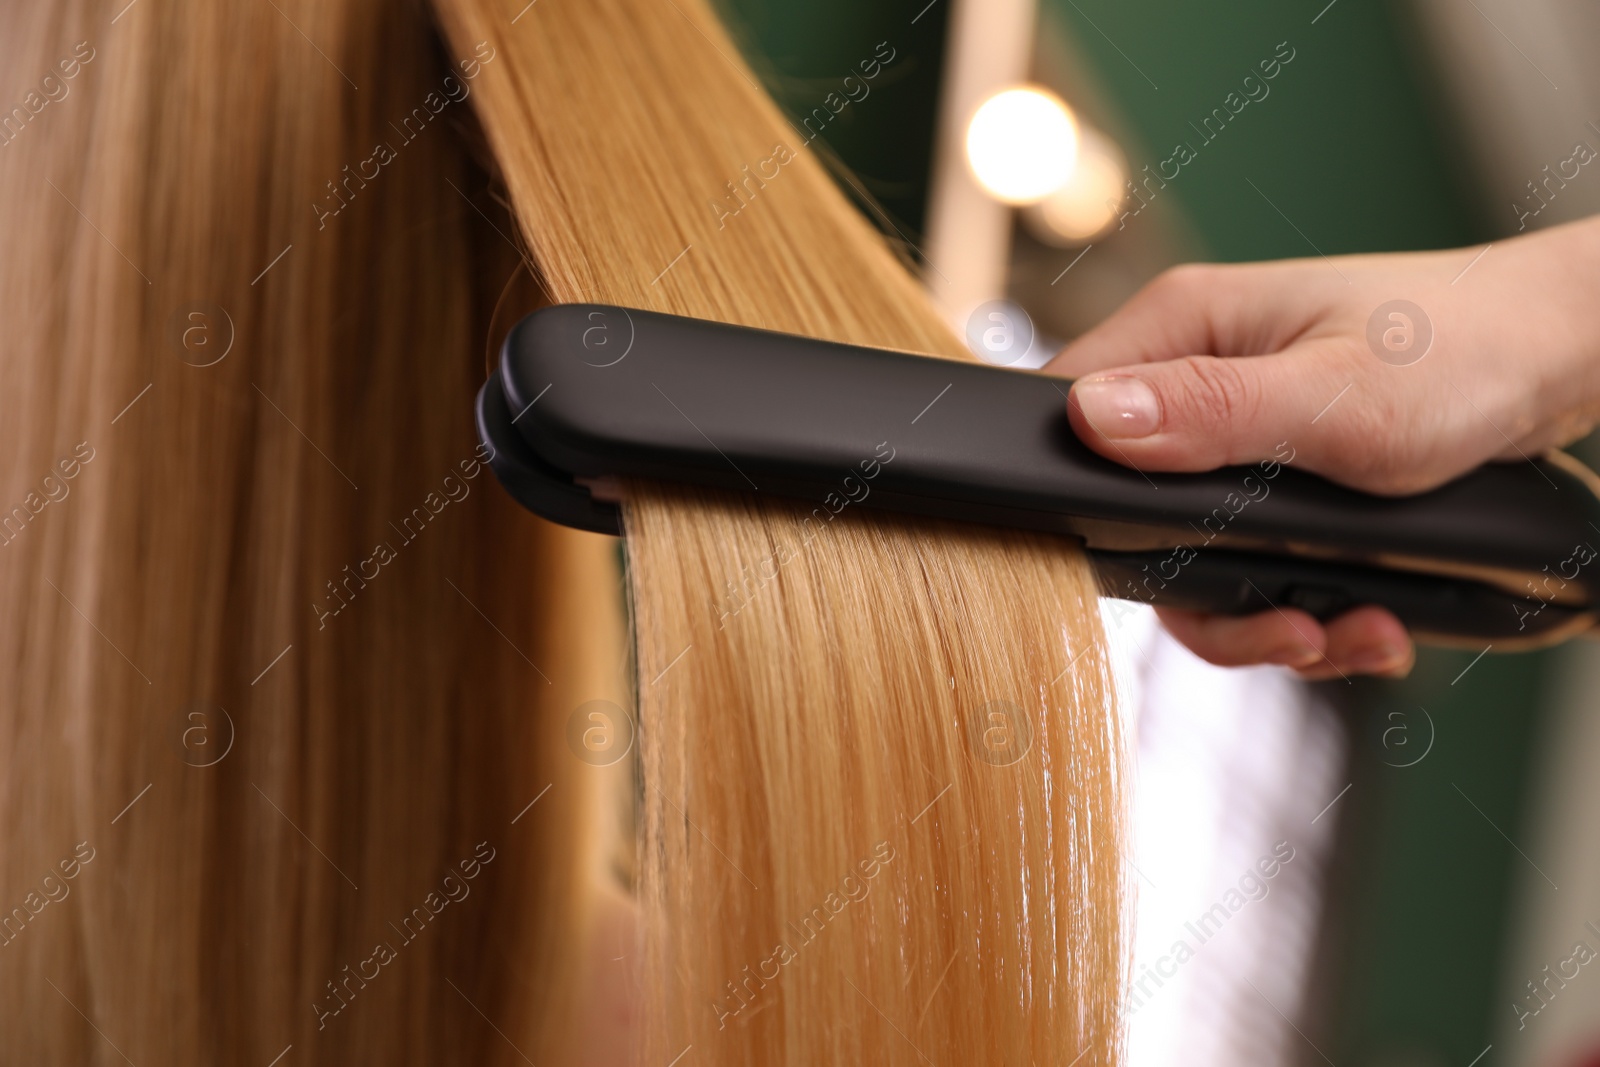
1089 548 1591 647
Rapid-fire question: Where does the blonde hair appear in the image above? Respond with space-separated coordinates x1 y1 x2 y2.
0 0 1125 1062
435 0 1129 1061
0 1 621 1061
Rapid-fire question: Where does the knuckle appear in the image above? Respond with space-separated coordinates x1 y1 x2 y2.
1168 355 1257 432
1286 339 1438 494
1146 263 1215 305
1353 452 1435 496
1321 381 1431 494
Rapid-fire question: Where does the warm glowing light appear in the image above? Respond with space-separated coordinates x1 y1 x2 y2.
965 87 1080 206
1026 126 1127 245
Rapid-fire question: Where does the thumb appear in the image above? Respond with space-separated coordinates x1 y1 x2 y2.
1065 341 1370 479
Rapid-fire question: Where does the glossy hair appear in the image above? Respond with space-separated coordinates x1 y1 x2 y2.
433 0 1129 1061
0 0 1125 1062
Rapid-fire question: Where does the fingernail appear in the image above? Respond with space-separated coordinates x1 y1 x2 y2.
1073 377 1160 439
1266 645 1323 669
1346 642 1408 674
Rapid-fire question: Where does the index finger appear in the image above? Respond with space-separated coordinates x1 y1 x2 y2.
1046 261 1320 378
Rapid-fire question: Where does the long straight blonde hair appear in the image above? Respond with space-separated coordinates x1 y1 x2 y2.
0 0 1125 1063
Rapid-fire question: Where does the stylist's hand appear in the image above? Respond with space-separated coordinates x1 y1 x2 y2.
1047 216 1600 679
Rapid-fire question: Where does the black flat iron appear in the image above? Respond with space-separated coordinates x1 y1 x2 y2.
476 303 1600 648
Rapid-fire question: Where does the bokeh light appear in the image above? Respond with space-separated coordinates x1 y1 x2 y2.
965 86 1080 206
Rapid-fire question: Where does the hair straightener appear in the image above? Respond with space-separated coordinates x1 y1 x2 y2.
476 303 1600 648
